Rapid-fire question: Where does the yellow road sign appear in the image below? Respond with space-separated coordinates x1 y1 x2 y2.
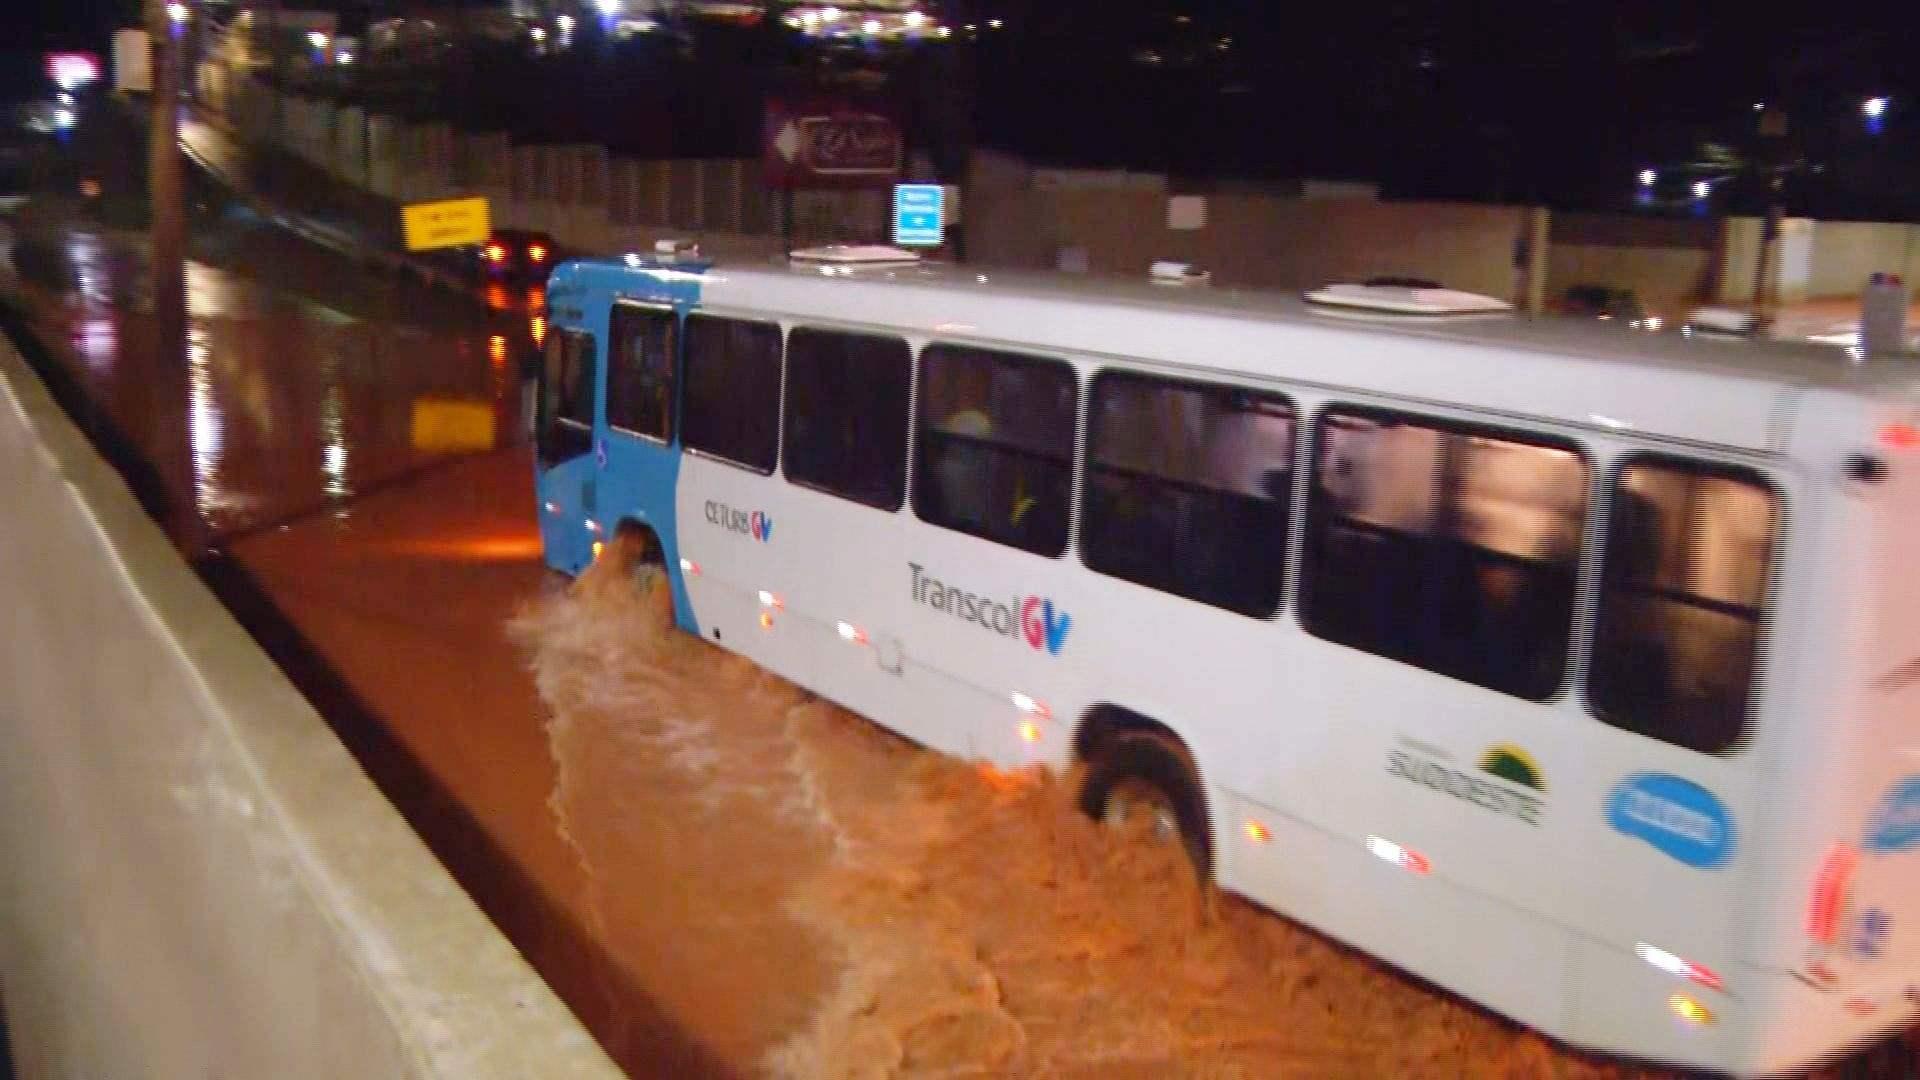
401 197 491 252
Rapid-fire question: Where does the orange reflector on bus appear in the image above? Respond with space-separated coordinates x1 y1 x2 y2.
1245 820 1272 844
760 611 775 630
591 540 603 560
1669 993 1714 1026
1018 720 1041 744
1366 834 1431 875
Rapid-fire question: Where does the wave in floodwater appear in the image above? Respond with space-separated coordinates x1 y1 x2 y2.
514 539 1669 1079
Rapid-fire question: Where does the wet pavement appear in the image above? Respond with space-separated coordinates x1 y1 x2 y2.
5 114 1915 1079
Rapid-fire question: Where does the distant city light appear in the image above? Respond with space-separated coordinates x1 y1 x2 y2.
861 18 881 34
46 53 100 91
1692 180 1710 199
530 26 546 41
820 6 842 22
555 14 575 30
595 0 621 17
1638 169 1656 187
904 10 925 27
1864 96 1889 119
336 51 353 65
934 25 951 37
54 108 76 131
988 18 1004 28
58 91 74 105
166 2 190 27
307 31 328 49
1752 102 1764 112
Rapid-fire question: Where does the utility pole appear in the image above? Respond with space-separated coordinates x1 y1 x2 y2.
147 0 201 555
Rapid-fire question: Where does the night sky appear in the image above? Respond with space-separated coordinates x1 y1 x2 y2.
3 1 1916 217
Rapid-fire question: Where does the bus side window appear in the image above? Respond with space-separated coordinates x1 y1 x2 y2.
1300 408 1586 700
607 304 677 442
682 314 781 473
1587 459 1777 755
782 327 911 510
539 331 594 463
912 344 1076 557
1081 371 1294 617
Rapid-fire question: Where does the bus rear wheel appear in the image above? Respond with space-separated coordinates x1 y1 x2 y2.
1079 732 1211 879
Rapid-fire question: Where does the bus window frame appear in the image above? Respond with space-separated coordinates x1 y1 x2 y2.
1079 366 1301 619
605 299 679 448
1578 450 1785 757
1297 400 1595 703
912 340 1080 560
540 328 596 465
679 312 784 477
779 324 914 513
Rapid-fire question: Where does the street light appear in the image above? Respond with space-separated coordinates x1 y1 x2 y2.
1692 180 1710 199
1864 96 1889 119
1639 168 1656 187
166 2 189 31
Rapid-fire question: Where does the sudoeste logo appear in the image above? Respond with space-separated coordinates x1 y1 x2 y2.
911 562 1071 655
1606 772 1736 869
1864 776 1920 854
705 500 772 542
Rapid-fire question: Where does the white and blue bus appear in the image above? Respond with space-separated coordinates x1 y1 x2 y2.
530 243 1920 1076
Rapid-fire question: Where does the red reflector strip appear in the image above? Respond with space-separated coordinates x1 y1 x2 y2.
1809 843 1860 944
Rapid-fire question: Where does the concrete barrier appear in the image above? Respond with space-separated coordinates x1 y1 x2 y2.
0 341 620 1080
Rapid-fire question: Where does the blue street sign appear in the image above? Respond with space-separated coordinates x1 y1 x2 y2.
893 184 944 247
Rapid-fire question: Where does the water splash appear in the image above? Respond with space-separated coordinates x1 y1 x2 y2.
512 541 1694 1079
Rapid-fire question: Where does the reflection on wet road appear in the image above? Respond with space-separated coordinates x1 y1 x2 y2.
1 214 536 539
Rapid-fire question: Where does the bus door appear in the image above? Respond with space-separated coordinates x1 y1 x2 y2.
533 327 597 574
598 301 687 610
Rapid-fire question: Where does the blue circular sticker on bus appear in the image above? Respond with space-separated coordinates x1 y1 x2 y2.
1605 772 1736 869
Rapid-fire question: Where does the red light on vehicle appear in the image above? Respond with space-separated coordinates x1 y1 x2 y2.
489 334 508 366
1367 834 1431 875
530 315 548 347
528 244 548 263
485 243 507 263
1637 943 1724 992
591 540 604 561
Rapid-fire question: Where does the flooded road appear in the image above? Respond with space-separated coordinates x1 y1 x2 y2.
4 123 1909 1077
1 205 530 541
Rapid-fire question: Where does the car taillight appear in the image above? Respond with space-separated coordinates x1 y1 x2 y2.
485 243 507 263
528 244 548 262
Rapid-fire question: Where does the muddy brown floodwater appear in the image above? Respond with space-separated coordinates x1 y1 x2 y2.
517 537 1672 1079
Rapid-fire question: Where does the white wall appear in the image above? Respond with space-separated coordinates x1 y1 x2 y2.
0 341 621 1080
